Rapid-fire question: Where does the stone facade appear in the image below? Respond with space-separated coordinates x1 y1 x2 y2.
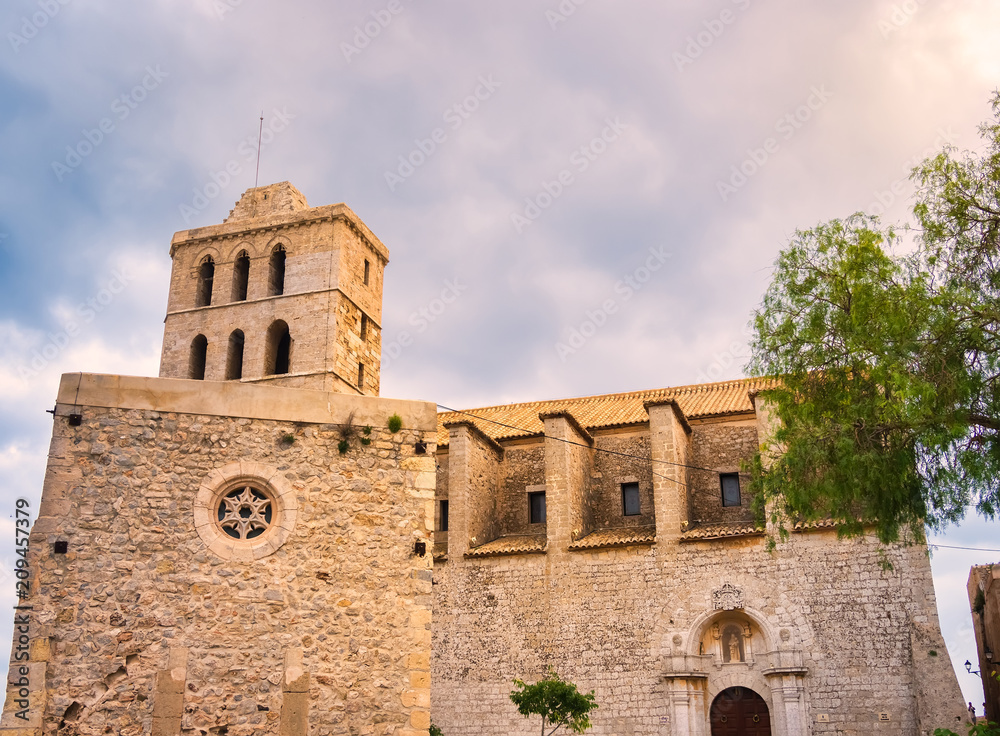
432 388 968 736
968 565 1000 721
1 187 433 736
0 183 970 736
1 374 436 736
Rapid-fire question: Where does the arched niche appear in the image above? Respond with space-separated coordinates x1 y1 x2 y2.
686 606 777 663
700 615 756 664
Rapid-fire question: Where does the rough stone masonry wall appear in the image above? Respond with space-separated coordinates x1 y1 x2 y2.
687 420 758 527
2 375 435 736
497 444 545 537
985 571 1000 717
433 453 449 556
463 431 503 549
591 431 654 531
333 293 381 396
432 531 964 736
969 565 1000 720
335 219 386 325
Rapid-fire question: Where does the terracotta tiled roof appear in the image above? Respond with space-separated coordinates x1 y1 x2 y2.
464 534 547 558
568 526 656 551
791 518 840 531
679 523 764 542
437 377 773 448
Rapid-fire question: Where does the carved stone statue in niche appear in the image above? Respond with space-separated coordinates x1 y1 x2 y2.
703 617 754 663
721 624 746 663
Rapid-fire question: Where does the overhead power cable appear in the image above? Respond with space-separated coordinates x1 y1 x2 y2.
436 403 743 498
928 543 1000 553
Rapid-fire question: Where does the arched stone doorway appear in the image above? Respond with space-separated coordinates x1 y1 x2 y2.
710 687 771 736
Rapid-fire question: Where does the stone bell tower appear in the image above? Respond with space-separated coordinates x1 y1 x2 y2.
0 184 435 736
158 181 386 396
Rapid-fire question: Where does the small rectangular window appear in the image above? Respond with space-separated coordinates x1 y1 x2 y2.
364 259 370 286
529 491 546 524
360 314 368 340
720 473 741 507
439 500 449 532
622 482 641 516
358 362 365 390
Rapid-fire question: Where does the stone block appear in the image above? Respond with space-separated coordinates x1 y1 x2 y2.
28 638 50 662
410 709 430 729
152 691 184 719
279 691 309 736
407 652 430 670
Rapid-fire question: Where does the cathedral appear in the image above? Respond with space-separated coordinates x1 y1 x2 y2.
1 184 968 736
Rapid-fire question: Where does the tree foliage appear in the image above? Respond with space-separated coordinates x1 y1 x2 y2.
509 667 598 736
749 93 1000 542
935 723 1000 736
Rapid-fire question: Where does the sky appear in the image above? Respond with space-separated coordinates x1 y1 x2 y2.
1 0 999 711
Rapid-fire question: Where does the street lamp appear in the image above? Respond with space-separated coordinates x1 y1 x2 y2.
966 660 982 678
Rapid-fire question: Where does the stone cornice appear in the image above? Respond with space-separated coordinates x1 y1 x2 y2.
163 286 382 327
54 372 435 429
170 204 389 264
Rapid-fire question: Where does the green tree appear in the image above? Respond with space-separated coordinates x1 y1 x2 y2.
935 723 1000 736
509 667 598 736
748 94 1000 543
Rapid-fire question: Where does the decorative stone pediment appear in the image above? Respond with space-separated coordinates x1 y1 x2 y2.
713 583 744 611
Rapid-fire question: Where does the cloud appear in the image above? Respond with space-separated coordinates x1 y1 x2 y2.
2 0 1000 699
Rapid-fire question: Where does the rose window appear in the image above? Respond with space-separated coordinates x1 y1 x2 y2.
217 486 273 540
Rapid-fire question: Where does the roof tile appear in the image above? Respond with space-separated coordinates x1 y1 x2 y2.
464 534 547 558
680 523 764 542
438 377 773 447
568 526 656 550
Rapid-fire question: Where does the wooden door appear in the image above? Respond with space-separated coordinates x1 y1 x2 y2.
710 687 771 736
